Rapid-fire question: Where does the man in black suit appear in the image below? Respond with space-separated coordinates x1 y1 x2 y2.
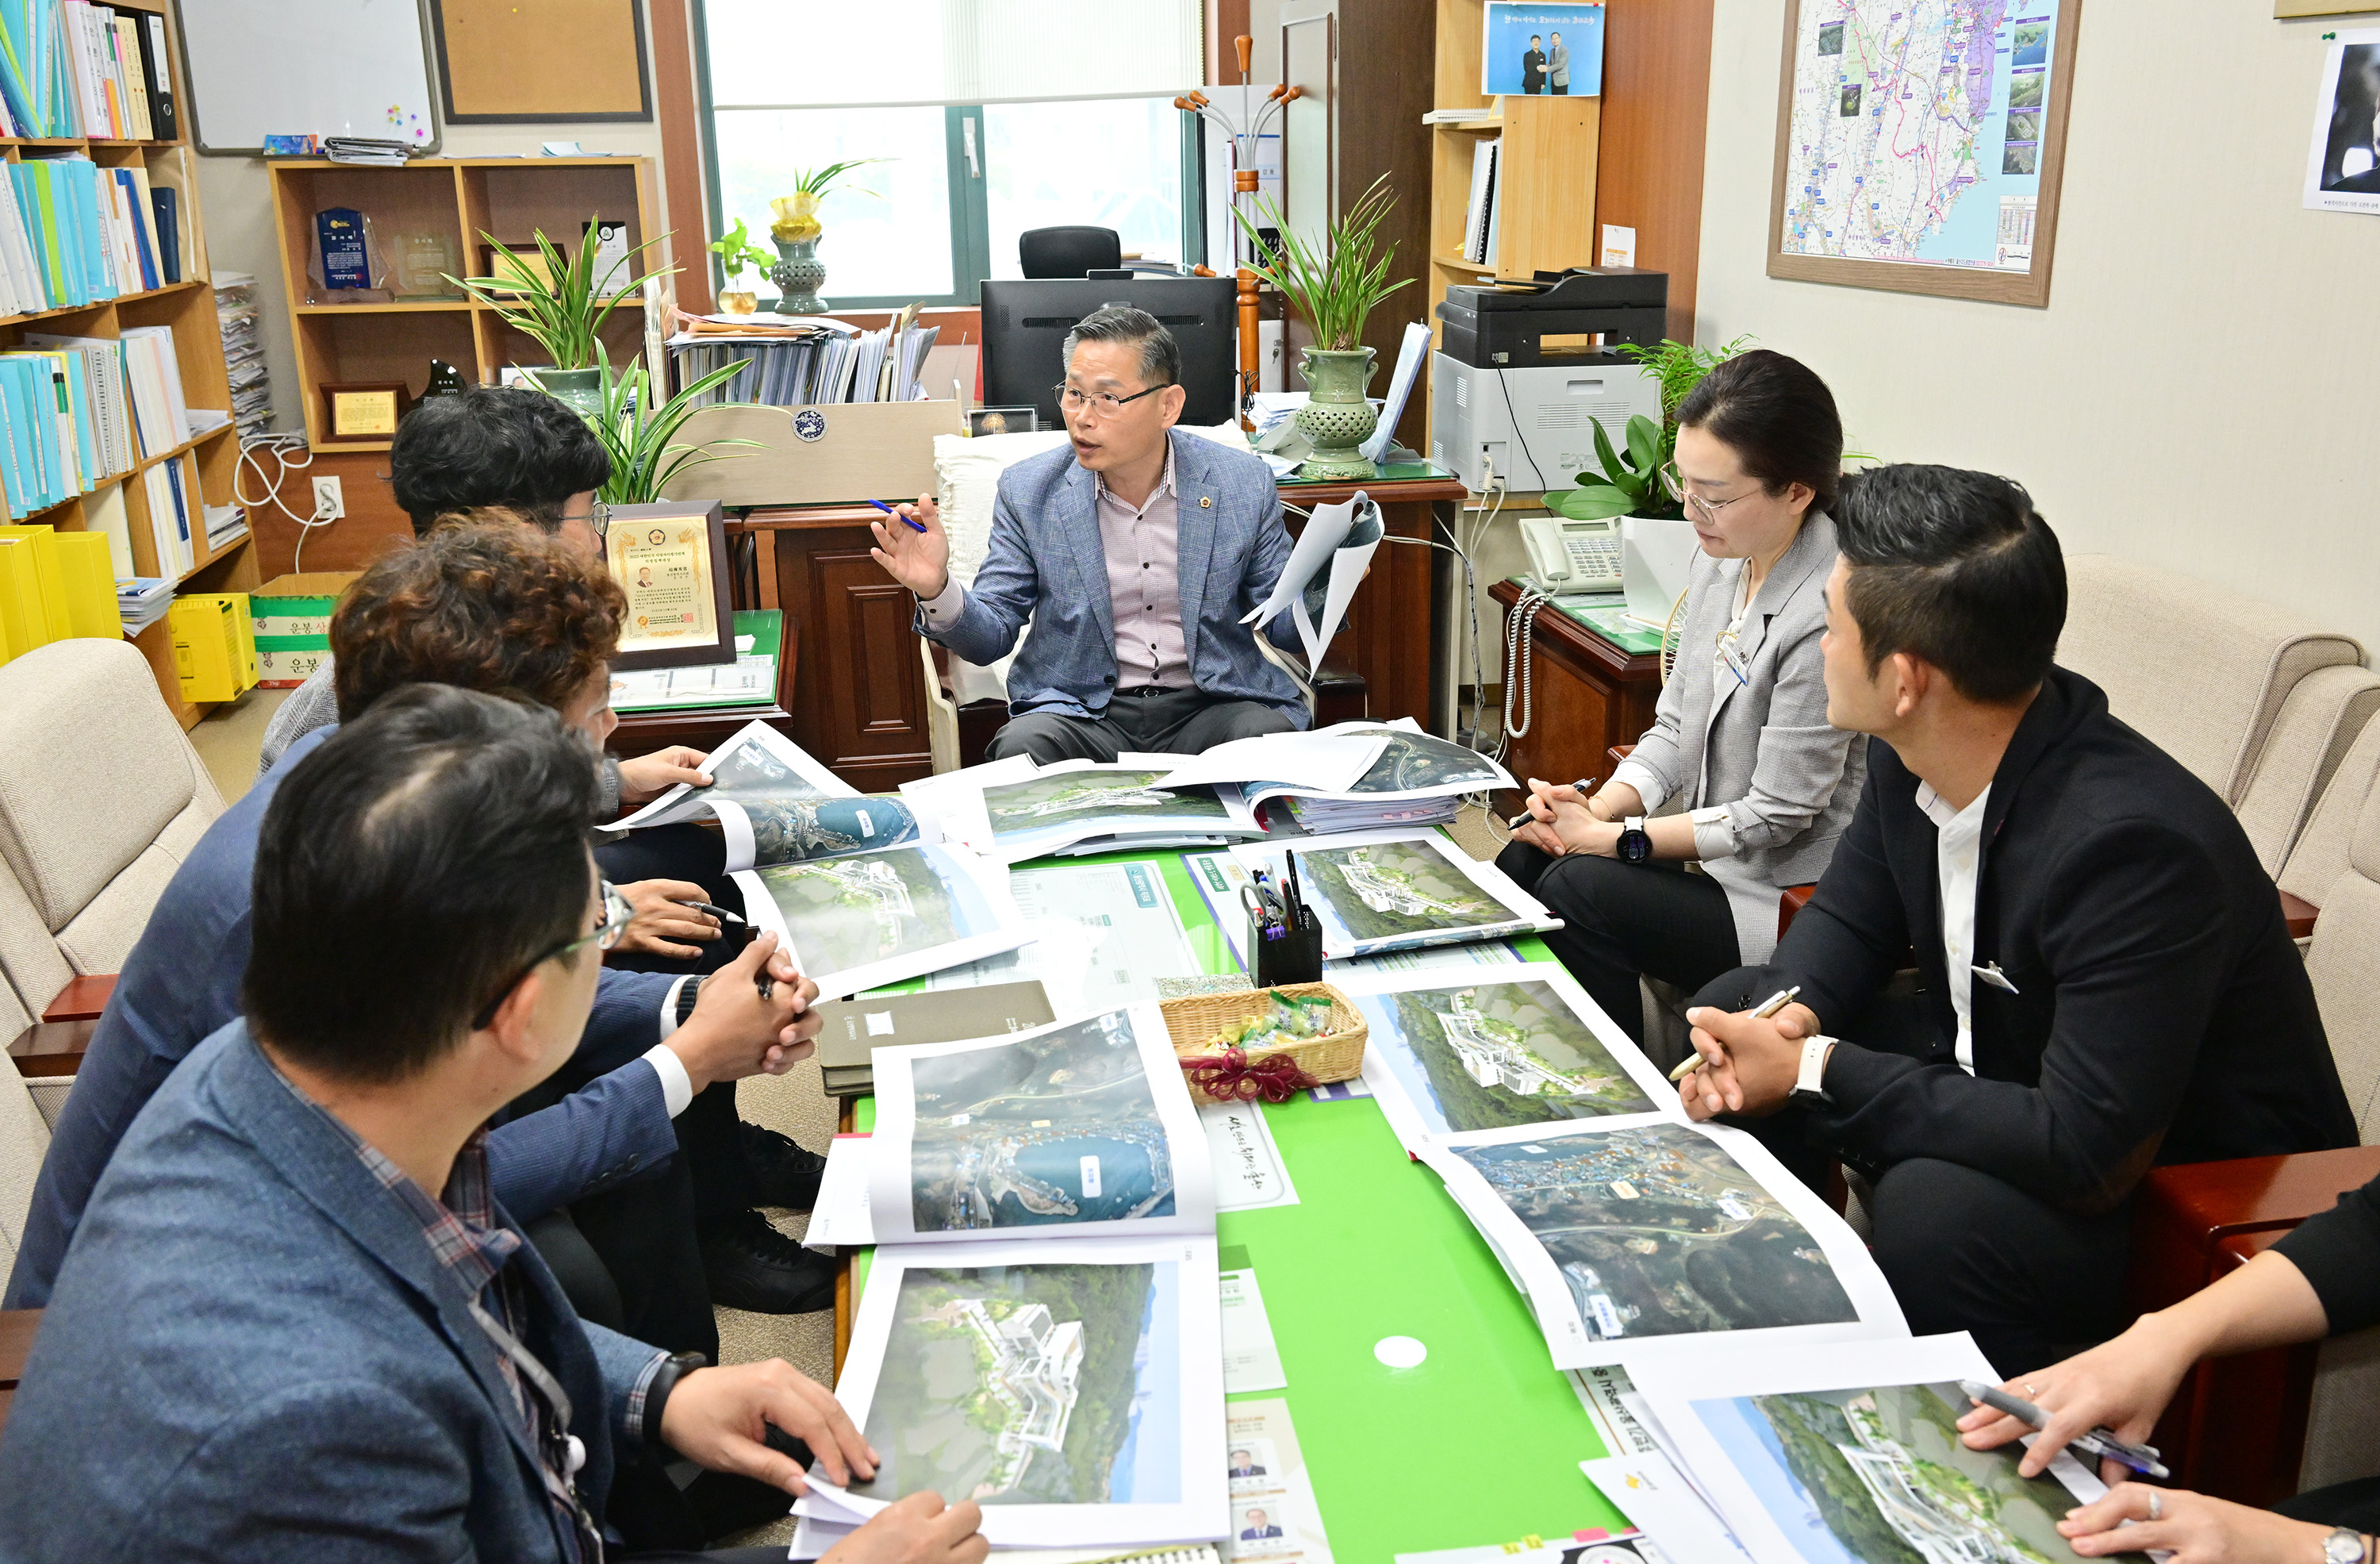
1228 1448 1266 1479
1241 1508 1284 1541
1677 464 2357 1376
1521 36 1546 94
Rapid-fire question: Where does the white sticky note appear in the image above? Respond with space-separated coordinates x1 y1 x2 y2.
1600 223 1638 267
863 1011 896 1037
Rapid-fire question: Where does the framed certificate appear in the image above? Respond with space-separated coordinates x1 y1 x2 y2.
602 500 735 670
320 381 412 443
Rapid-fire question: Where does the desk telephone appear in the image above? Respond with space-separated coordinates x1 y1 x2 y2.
1521 514 1624 594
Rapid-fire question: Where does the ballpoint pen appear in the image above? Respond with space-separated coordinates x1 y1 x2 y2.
670 898 744 926
866 497 930 535
1956 1380 2171 1480
1668 985 1802 1083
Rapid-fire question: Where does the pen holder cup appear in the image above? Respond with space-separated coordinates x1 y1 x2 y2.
1249 909 1323 987
1161 982 1369 1101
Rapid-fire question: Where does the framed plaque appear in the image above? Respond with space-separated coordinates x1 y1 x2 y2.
602 499 735 670
320 381 413 443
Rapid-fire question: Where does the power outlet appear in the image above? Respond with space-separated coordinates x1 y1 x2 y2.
311 476 345 520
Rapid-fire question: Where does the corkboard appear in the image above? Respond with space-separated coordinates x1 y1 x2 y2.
432 0 653 122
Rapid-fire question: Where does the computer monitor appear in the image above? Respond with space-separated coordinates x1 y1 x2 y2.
979 277 1239 431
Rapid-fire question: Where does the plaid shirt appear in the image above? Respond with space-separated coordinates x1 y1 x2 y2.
299 1101 664 1561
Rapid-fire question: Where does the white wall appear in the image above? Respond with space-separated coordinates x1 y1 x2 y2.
188 10 668 433
1696 0 2380 651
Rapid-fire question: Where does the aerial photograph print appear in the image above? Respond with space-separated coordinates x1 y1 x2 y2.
1694 1379 2143 1564
1357 978 1659 1133
1451 1124 1858 1344
983 768 1231 846
851 1259 1183 1509
751 843 992 979
1303 840 1518 944
908 1009 1177 1232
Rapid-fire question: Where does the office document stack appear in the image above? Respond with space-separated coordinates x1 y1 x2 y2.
214 274 271 437
324 137 409 167
0 2 175 141
671 323 941 408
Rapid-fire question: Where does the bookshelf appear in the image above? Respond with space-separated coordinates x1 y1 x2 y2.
1424 0 1602 355
265 157 660 455
0 0 251 729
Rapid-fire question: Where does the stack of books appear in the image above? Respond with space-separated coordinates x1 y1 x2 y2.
0 3 177 142
0 152 180 317
0 327 212 525
201 501 244 551
137 449 198 575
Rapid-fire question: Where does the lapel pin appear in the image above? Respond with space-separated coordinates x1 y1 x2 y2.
1200 495 1212 508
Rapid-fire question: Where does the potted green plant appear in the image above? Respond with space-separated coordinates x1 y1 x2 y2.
444 217 666 413
770 159 889 313
555 343 759 505
1232 174 1415 479
1545 336 1751 521
707 218 774 316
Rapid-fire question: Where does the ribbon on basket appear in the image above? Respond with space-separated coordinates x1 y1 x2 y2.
1180 1045 1315 1104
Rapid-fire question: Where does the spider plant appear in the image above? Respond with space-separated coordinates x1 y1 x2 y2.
534 344 758 505
444 217 666 371
1230 174 1413 352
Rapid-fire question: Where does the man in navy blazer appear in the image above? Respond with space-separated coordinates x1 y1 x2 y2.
871 305 1307 763
0 688 985 1564
4 525 826 1364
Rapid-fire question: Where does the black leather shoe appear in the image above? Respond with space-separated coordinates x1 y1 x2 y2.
698 1209 836 1314
740 1121 827 1211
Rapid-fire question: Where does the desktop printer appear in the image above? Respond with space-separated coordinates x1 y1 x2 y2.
1429 268 1670 493
1435 267 1668 368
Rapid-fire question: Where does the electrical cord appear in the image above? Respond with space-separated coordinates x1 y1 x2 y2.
235 432 331 572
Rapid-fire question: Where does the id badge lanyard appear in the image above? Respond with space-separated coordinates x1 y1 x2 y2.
467 1297 607 1562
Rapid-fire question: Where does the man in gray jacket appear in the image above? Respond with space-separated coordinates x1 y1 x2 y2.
1547 32 1571 94
871 305 1307 763
0 686 985 1564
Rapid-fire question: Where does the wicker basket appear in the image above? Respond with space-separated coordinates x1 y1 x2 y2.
1160 982 1368 1097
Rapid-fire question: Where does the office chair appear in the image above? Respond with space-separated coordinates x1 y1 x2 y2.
1019 225 1122 279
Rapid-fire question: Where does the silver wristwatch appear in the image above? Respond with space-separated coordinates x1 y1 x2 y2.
2324 1528 2371 1564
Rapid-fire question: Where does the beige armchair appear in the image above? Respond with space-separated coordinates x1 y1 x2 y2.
2060 554 2380 874
0 639 221 1043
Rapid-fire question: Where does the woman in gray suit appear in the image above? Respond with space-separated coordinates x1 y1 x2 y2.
1499 350 1863 1043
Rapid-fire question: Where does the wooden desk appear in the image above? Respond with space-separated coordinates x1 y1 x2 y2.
730 473 1464 790
1488 580 1665 791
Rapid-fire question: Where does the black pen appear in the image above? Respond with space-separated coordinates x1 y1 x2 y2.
1285 850 1303 924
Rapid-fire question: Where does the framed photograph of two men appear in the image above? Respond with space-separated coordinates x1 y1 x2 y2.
1767 0 2083 306
603 501 735 671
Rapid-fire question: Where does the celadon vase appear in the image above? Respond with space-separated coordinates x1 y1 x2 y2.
1293 346 1379 480
769 192 829 314
530 366 605 417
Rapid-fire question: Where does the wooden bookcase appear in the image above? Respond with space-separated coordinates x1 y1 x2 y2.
265 156 660 454
0 0 249 728
1424 0 1603 355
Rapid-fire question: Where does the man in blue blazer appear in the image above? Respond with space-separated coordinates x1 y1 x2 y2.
0 688 985 1564
4 525 826 1365
871 305 1308 763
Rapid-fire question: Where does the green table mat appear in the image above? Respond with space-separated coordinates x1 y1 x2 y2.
845 843 1621 1553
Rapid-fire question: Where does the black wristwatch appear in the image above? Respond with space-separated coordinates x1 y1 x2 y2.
1617 816 1654 865
643 1351 708 1445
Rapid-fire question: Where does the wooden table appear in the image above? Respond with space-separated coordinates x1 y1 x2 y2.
728 472 1466 790
1488 579 1666 792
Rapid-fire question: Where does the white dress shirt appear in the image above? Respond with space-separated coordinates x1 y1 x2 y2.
1914 779 1991 1074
